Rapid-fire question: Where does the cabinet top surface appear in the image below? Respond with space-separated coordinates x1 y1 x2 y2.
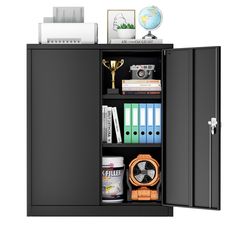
27 43 174 50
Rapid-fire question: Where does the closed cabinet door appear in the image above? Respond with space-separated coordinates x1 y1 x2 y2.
29 49 100 206
163 47 220 210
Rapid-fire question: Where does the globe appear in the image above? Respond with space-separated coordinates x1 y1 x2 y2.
138 6 162 39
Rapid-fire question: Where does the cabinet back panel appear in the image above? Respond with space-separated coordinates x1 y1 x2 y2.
101 51 162 95
103 99 161 142
102 147 162 202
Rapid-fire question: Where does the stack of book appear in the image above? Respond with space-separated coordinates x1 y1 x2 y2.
122 80 161 95
102 106 122 144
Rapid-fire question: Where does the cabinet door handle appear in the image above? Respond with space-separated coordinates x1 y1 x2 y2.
208 117 217 135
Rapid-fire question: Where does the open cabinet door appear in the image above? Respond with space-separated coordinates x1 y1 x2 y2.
163 47 220 209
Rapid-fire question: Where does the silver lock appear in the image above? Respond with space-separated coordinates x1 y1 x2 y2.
208 117 217 135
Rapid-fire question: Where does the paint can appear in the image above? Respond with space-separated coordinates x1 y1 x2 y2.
102 156 124 203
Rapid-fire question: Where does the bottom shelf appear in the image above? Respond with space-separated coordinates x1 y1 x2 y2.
101 201 162 206
29 205 173 216
102 143 161 148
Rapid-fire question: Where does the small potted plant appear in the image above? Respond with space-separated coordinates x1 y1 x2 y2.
117 23 135 39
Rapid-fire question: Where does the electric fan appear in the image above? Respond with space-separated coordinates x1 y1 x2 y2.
128 154 160 201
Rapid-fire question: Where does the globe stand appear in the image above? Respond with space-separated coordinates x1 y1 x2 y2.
142 31 157 39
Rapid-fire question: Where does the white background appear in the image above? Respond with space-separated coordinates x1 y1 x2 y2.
0 0 235 235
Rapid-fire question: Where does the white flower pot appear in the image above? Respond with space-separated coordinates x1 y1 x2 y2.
117 29 135 39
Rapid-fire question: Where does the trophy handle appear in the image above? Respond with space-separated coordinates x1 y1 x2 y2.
102 59 111 70
116 59 124 70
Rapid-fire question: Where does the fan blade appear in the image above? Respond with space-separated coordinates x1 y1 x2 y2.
135 173 145 182
147 169 155 179
137 161 146 171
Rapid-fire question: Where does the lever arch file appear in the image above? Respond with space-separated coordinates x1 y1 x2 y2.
131 104 139 143
154 104 161 143
139 104 147 143
147 104 154 143
124 104 132 143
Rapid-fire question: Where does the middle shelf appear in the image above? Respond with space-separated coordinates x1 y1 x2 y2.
102 94 162 100
102 143 161 148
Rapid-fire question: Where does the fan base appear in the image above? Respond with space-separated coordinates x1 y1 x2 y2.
131 187 158 201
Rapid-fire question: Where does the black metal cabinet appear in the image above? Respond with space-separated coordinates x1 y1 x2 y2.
27 44 220 216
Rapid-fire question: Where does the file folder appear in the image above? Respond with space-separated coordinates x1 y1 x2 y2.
147 104 154 143
154 104 161 143
131 104 139 143
139 104 147 143
124 104 132 143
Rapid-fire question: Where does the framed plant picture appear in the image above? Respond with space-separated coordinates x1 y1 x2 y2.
107 9 136 42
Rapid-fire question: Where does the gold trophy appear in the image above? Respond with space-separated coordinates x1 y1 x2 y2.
102 59 124 94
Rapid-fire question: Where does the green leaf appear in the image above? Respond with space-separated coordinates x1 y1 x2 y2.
117 23 135 29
